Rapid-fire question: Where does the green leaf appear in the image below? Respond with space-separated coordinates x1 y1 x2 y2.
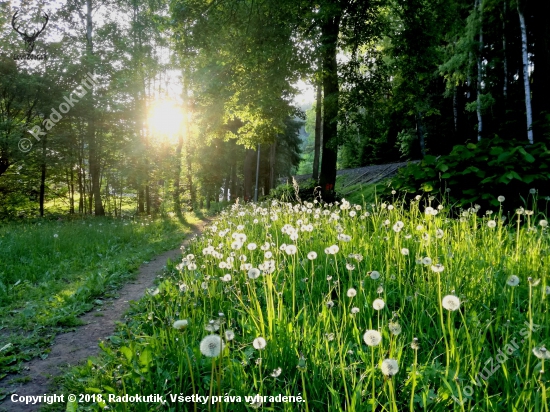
139 347 153 368
497 152 511 162
120 346 133 363
508 171 523 181
421 182 434 192
66 400 77 412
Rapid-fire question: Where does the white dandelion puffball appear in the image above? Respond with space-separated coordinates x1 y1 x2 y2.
53 233 58 238
487 220 497 228
351 307 360 314
381 359 399 376
369 270 381 280
347 288 357 298
442 295 461 311
329 244 339 254
200 335 224 357
173 319 188 330
307 251 317 260
540 220 548 228
532 346 550 360
224 330 235 341
498 195 505 202
248 268 261 279
253 337 267 350
271 367 282 377
221 274 232 282
422 257 432 265
363 330 382 346
401 248 409 256
388 322 401 335
506 275 520 287
285 245 297 255
431 264 444 273
373 298 385 310
247 243 257 250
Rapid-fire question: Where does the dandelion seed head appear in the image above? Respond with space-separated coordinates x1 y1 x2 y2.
372 298 385 310
532 347 550 360
442 295 460 311
248 268 261 279
347 288 357 298
307 251 317 260
199 335 224 357
506 275 520 287
253 337 267 350
381 359 399 376
172 320 188 330
369 270 381 280
388 322 401 335
431 264 444 273
363 330 382 346
270 367 282 377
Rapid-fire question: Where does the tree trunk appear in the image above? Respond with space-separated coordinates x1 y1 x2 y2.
517 2 533 144
229 160 237 202
145 183 150 214
502 0 508 100
243 148 255 201
416 111 426 158
138 187 145 213
269 142 276 191
86 0 104 215
186 139 195 205
476 0 483 141
223 171 230 201
312 77 322 182
39 135 47 217
318 7 341 202
68 168 75 214
531 0 550 140
453 87 458 133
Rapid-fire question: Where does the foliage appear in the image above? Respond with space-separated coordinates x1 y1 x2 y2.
386 137 550 210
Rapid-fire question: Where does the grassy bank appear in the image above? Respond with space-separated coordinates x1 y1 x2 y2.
0 213 202 388
47 198 550 411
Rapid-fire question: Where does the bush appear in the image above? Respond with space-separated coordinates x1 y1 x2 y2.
386 137 550 211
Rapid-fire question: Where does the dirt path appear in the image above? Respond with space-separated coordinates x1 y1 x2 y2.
0 218 210 412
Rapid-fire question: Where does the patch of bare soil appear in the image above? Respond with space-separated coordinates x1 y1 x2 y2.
0 219 210 412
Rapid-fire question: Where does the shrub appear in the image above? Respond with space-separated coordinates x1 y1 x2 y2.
386 137 550 211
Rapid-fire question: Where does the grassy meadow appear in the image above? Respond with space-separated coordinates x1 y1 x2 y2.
0 213 202 388
51 196 549 411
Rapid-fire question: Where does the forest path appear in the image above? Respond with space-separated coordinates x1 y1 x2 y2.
0 218 211 412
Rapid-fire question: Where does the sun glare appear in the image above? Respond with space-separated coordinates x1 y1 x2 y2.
148 100 183 140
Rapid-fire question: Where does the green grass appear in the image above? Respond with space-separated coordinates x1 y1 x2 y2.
0 213 203 386
37 198 550 411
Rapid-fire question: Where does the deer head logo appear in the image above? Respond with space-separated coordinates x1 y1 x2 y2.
11 11 49 54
